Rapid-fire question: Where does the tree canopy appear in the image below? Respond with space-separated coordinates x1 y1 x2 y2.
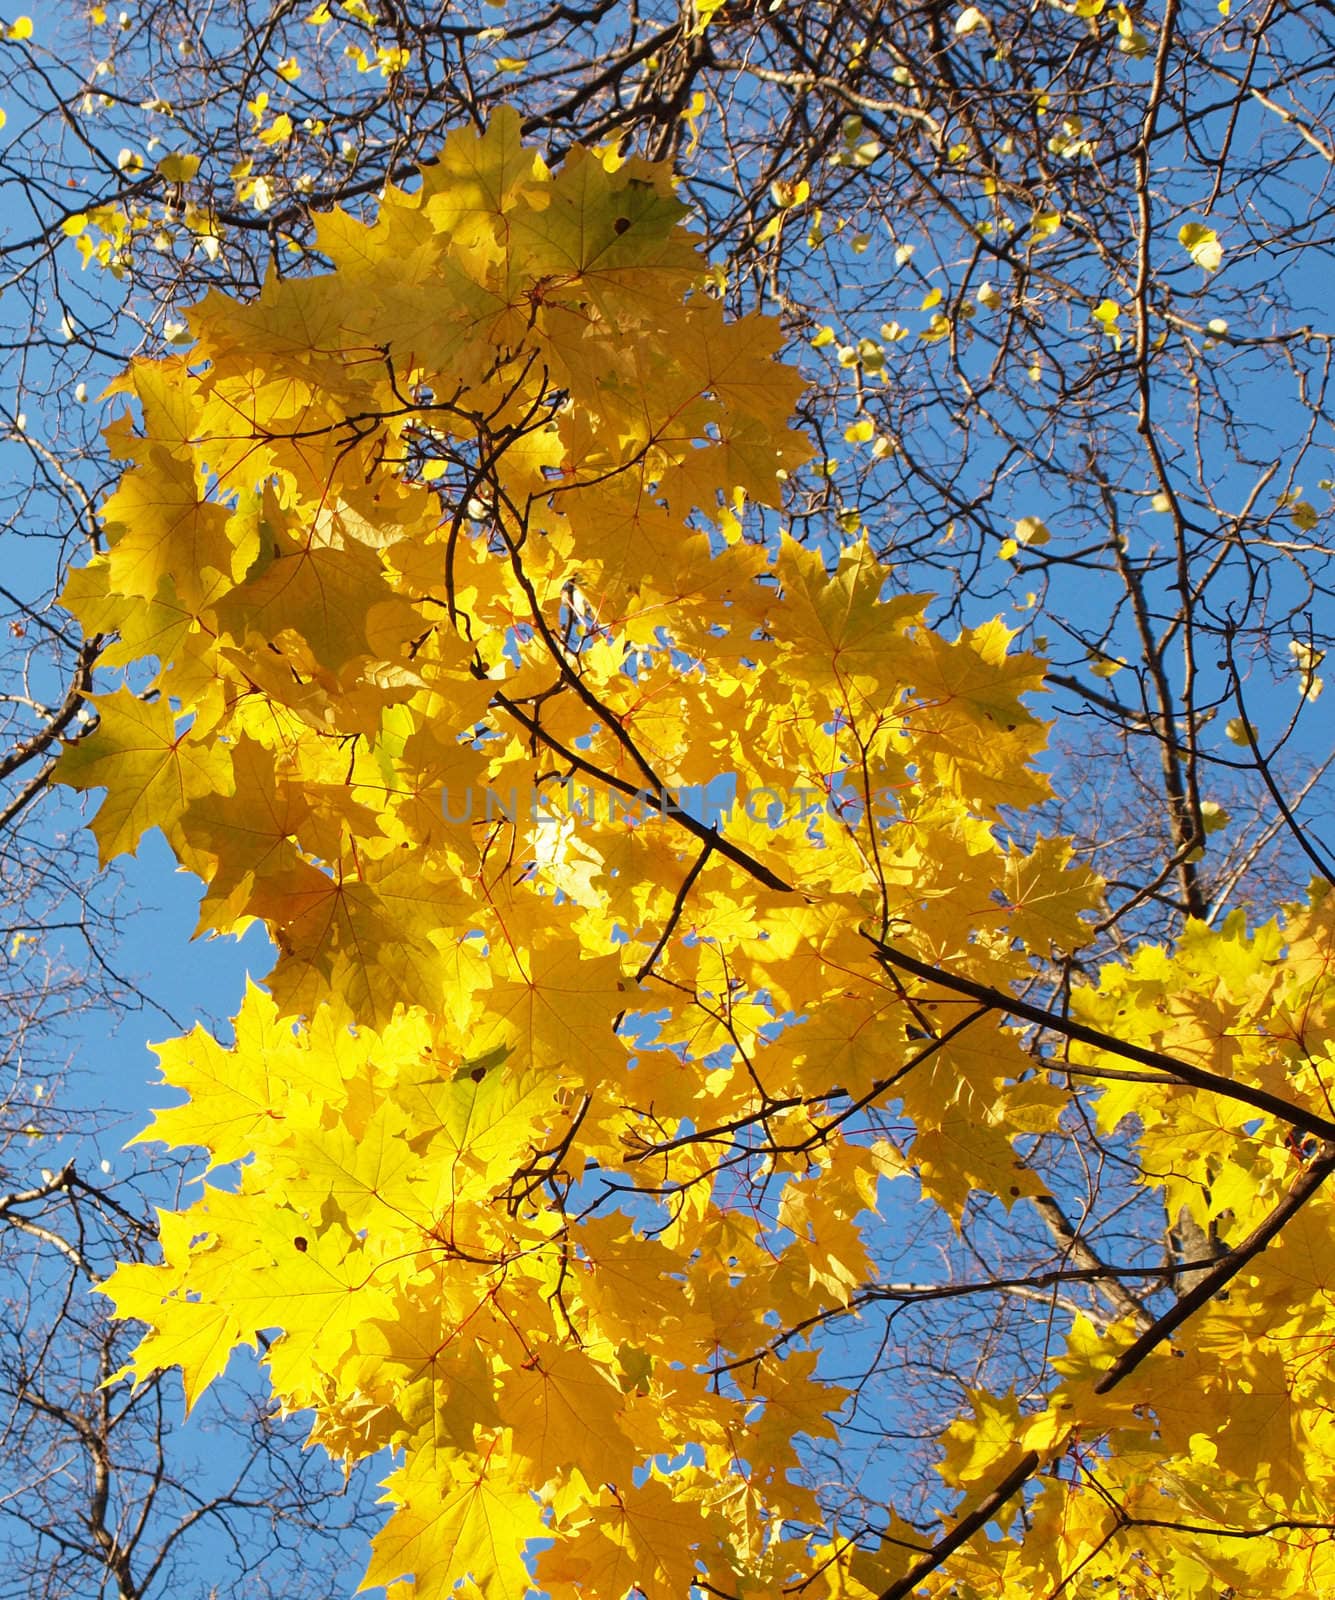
51 108 1335 1600
2 3 1335 1597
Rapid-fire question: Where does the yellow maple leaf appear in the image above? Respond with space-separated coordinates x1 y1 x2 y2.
54 688 234 864
362 1455 546 1600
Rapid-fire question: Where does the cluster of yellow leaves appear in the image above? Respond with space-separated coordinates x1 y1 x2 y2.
938 892 1335 1600
54 112 1335 1600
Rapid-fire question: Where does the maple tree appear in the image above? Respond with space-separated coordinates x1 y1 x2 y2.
47 106 1335 1600
4 1 1335 1594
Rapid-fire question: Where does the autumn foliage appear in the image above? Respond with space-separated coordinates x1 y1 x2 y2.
56 115 1335 1600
